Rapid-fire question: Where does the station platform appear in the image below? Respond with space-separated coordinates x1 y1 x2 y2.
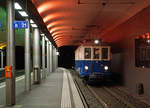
0 68 84 108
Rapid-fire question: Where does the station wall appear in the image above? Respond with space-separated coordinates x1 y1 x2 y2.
105 5 150 96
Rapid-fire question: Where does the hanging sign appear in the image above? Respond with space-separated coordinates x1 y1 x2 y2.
13 21 28 29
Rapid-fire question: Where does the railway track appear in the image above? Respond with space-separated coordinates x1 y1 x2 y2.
105 87 150 108
87 86 130 108
0 69 24 83
70 69 150 108
87 86 150 108
70 69 104 108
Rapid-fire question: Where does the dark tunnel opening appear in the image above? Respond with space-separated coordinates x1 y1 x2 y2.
58 46 77 69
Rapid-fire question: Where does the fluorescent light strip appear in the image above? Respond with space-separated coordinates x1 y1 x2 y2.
14 2 22 10
18 11 28 17
30 19 35 24
31 24 38 28
41 34 45 36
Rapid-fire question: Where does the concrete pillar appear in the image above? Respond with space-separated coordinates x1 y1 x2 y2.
55 48 58 69
52 46 54 72
53 47 56 71
42 34 46 79
49 42 52 72
25 18 31 91
46 40 50 75
6 0 16 105
33 28 41 84
1 51 4 68
55 49 58 69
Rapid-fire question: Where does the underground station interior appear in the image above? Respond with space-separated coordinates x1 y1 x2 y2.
1 0 150 108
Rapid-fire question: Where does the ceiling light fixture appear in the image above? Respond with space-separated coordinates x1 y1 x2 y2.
14 2 22 10
30 19 35 24
31 24 38 28
18 11 28 17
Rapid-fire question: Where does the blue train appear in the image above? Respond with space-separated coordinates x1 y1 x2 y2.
75 44 111 81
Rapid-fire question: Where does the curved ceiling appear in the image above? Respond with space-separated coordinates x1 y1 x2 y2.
32 0 150 47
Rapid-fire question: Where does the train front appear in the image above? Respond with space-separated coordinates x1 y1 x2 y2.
75 46 111 81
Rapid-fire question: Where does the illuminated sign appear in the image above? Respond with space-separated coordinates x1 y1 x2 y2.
13 21 28 29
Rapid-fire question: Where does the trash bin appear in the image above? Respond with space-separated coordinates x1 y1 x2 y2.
33 67 41 84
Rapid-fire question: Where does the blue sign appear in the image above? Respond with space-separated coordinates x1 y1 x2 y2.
0 21 2 28
13 21 28 29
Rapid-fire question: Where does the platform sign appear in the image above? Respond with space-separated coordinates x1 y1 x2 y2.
13 21 28 29
0 21 2 28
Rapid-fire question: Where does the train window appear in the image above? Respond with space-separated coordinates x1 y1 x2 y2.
84 48 91 59
102 48 108 59
93 48 100 59
135 38 150 67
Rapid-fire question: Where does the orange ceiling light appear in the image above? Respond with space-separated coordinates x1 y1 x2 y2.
47 20 69 30
43 12 69 23
52 32 64 37
54 36 72 41
43 14 57 23
56 42 71 45
50 26 70 34
53 35 71 39
51 31 71 37
56 40 76 47
55 40 71 45
37 1 58 14
53 35 66 39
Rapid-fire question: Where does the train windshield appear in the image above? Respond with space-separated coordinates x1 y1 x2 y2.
102 48 108 59
93 48 100 59
84 48 91 59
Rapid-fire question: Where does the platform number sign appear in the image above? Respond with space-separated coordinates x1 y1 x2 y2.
13 21 28 29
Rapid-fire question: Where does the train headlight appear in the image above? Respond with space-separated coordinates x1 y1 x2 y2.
84 66 88 70
104 66 109 71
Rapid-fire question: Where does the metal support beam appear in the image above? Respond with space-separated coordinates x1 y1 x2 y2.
6 0 16 105
25 18 31 91
55 48 58 69
56 51 58 69
1 51 4 68
42 35 46 79
33 28 41 84
49 42 52 72
52 47 55 71
51 46 53 72
47 40 50 75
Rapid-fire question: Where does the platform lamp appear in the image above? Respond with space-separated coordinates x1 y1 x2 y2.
14 2 22 10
